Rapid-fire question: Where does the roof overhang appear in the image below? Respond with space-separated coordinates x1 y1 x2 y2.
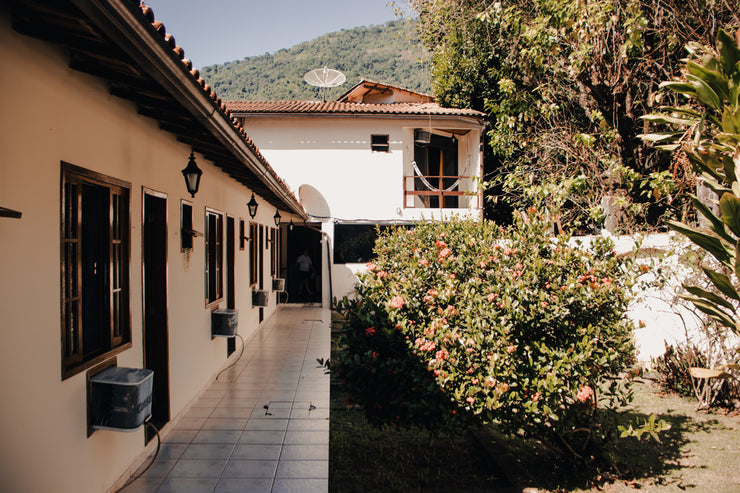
9 0 306 219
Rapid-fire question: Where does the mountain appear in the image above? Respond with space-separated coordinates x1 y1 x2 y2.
200 19 431 101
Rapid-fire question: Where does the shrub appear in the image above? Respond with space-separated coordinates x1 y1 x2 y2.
333 211 638 454
652 343 707 397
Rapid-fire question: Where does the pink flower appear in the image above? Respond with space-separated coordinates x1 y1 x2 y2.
466 396 475 403
366 262 377 271
435 348 449 361
532 392 541 401
438 247 451 259
506 344 516 354
418 258 429 266
435 240 447 249
365 327 376 336
390 296 405 309
576 385 594 403
471 378 479 385
487 292 498 302
376 271 387 279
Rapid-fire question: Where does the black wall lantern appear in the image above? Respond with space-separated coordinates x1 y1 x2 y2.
273 209 281 227
181 151 202 197
288 219 294 231
247 193 258 219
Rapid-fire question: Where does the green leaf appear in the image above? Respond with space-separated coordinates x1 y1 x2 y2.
717 29 740 78
640 114 698 126
721 107 740 134
701 265 740 301
666 220 733 269
682 295 739 332
639 132 684 142
720 192 740 237
690 195 735 244
659 81 697 96
688 61 730 102
683 284 737 310
687 74 723 110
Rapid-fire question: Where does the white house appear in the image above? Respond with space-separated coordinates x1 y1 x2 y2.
0 1 306 492
227 80 487 303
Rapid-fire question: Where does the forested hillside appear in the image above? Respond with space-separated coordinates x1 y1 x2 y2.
201 19 430 101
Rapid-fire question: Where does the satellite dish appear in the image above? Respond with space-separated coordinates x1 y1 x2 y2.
304 67 346 101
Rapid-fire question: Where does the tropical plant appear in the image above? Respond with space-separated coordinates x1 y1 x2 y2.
641 28 740 405
332 212 640 457
412 0 739 230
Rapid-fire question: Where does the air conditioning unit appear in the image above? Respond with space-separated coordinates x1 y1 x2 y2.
211 309 238 337
252 289 269 307
272 278 286 292
89 367 154 432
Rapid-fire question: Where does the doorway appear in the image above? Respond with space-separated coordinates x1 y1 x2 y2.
287 223 323 303
142 190 170 443
226 216 236 356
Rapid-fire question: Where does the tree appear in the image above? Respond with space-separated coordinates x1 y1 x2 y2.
412 0 739 231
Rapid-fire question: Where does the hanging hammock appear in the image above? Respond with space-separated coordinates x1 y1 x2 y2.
412 160 468 192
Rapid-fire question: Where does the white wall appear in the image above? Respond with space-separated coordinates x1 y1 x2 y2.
240 115 483 299
0 16 289 493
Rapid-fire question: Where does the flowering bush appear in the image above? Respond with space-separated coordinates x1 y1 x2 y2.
333 212 637 452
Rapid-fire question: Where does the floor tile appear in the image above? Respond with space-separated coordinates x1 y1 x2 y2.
162 429 198 444
212 478 272 493
286 419 329 431
275 460 328 479
202 418 247 431
244 418 288 431
155 477 219 493
283 430 328 445
181 443 235 460
230 444 282 461
279 444 328 461
168 459 227 478
191 430 242 444
271 478 327 493
238 430 286 445
209 407 253 419
221 459 278 478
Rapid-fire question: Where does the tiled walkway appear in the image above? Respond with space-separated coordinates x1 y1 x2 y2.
124 305 331 493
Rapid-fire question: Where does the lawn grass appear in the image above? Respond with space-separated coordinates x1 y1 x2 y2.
329 314 740 492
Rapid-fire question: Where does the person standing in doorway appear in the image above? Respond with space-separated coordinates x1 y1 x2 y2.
296 249 314 300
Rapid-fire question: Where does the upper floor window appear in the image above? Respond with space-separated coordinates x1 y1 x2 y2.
61 163 131 379
205 208 224 305
371 134 390 152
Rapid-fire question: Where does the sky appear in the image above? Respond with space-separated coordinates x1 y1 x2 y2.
144 0 407 68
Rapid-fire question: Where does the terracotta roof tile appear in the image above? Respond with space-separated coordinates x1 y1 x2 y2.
224 100 486 119
137 3 296 205
337 78 435 103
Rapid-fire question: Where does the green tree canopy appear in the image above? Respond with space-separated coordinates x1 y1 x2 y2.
413 0 739 231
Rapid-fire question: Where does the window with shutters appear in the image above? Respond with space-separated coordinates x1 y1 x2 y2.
61 163 131 379
205 208 224 305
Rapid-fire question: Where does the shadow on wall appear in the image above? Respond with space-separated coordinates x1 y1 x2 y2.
332 264 362 301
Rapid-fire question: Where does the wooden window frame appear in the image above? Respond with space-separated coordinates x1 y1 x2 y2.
205 208 224 306
371 134 390 152
60 162 131 380
270 227 279 277
249 222 258 286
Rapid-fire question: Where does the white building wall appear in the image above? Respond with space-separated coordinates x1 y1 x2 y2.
240 115 483 300
0 17 289 493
